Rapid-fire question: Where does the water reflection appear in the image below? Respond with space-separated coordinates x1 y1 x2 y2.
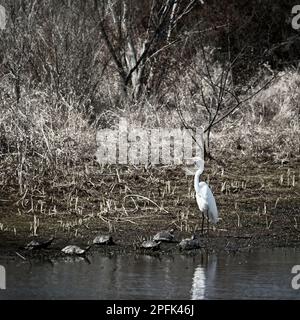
58 256 91 264
109 255 187 300
0 248 299 299
191 254 217 300
191 265 205 299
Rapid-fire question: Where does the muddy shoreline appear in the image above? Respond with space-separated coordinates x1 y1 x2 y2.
1 225 300 262
0 159 300 260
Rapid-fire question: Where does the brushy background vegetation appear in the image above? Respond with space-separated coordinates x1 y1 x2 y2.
0 0 299 214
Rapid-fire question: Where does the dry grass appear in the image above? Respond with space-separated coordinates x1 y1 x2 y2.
0 159 299 249
0 68 299 229
0 89 97 202
211 70 300 161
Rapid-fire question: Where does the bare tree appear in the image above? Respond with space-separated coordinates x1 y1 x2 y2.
174 44 278 159
94 0 201 100
0 0 107 104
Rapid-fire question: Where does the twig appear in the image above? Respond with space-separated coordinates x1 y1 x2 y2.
15 251 26 261
123 194 169 213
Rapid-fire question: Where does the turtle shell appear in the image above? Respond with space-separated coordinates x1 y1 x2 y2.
61 245 85 255
141 240 161 249
25 237 54 250
179 235 202 250
25 239 40 250
153 229 174 242
93 235 113 245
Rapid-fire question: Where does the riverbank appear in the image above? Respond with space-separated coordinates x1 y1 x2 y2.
0 158 299 260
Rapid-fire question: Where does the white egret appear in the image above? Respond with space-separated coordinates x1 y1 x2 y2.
193 158 219 235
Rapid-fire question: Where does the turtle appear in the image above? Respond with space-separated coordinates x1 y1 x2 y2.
93 235 114 245
141 239 161 250
24 236 55 250
178 234 202 250
61 245 91 255
153 229 175 242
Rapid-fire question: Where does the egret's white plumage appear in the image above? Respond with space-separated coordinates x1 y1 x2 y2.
193 158 219 233
196 182 218 224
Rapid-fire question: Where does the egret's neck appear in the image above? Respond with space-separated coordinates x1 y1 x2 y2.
194 168 202 194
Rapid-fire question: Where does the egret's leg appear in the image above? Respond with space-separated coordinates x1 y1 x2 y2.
207 219 210 237
201 212 205 235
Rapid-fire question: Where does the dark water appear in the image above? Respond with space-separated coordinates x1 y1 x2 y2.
0 248 300 299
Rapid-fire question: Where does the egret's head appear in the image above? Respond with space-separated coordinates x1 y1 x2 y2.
193 157 204 171
183 157 205 175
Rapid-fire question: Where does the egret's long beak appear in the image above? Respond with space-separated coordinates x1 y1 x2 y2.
183 157 203 175
184 157 204 162
184 157 204 166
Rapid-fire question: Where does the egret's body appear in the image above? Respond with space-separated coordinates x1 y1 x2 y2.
193 159 218 234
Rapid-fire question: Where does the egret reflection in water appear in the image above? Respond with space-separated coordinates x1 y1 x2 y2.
1 248 300 299
191 254 217 300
